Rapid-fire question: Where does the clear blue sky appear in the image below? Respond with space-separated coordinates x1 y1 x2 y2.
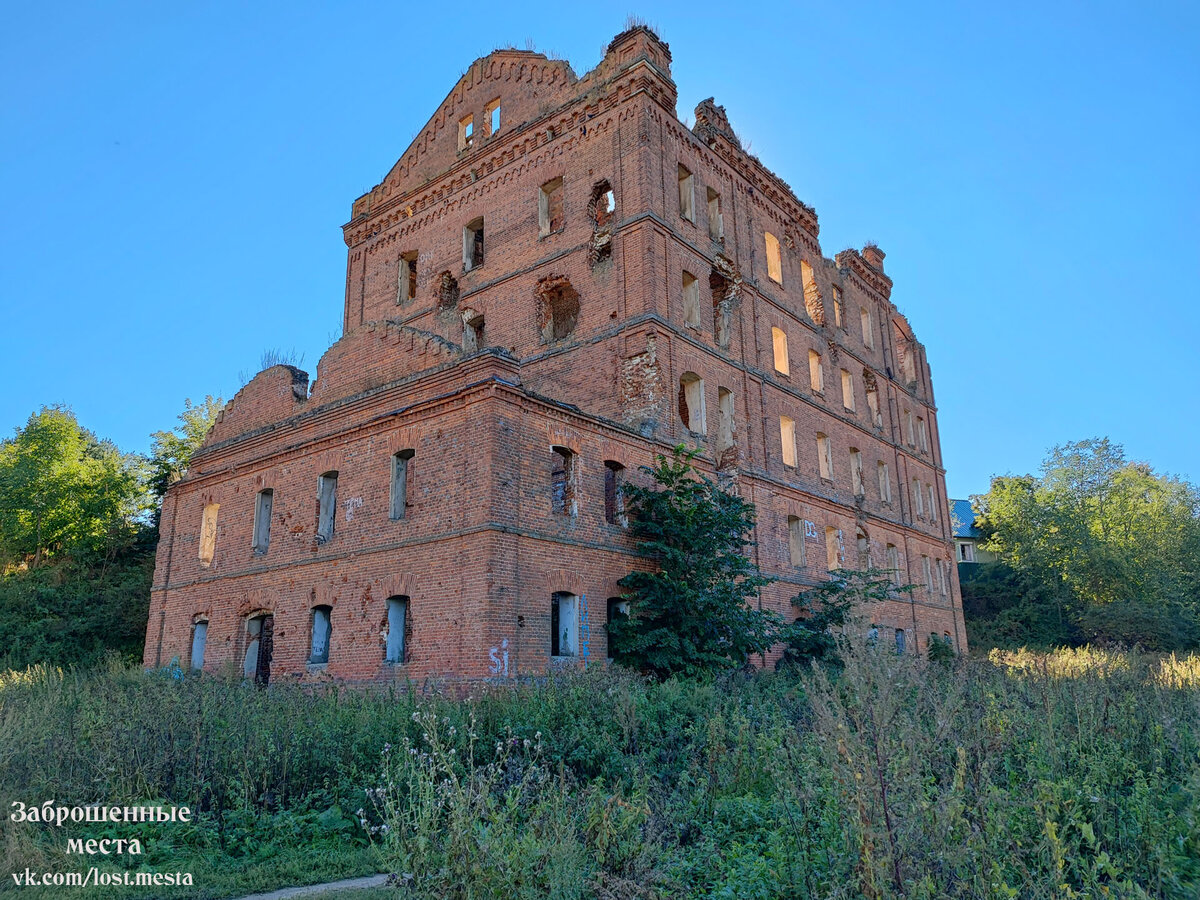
2 1 1197 499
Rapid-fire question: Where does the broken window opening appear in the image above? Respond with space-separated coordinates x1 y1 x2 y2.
537 275 581 342
252 489 273 555
780 416 796 468
551 591 579 658
190 620 208 671
825 526 841 571
386 595 409 664
244 613 274 686
317 471 338 544
864 369 882 426
538 177 565 237
462 312 485 353
397 252 418 305
606 598 629 659
199 503 219 567
832 285 844 329
716 387 736 469
677 164 694 222
678 372 706 434
551 446 577 517
817 432 833 481
309 605 332 665
588 181 615 268
788 515 805 567
800 260 824 325
771 327 789 375
856 528 869 569
463 218 484 271
710 269 732 349
458 114 474 151
485 99 501 136
861 306 875 349
604 461 626 526
808 349 824 393
437 271 460 310
682 271 700 328
764 232 782 284
390 450 414 520
841 369 855 411
706 187 723 241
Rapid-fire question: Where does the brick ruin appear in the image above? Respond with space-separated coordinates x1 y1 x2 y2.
144 26 967 683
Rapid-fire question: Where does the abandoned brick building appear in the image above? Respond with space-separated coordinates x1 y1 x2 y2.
144 26 967 683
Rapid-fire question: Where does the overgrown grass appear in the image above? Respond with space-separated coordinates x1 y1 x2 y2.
1 648 1197 898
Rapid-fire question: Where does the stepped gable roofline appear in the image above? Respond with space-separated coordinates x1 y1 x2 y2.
348 26 675 227
836 245 894 301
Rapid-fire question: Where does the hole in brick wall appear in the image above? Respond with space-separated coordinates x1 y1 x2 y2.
437 271 460 311
588 181 615 268
537 275 581 343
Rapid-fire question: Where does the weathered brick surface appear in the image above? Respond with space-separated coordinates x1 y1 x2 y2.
145 27 967 682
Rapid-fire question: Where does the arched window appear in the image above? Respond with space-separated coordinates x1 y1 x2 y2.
551 446 577 517
391 450 415 520
190 619 208 671
606 598 628 659
551 592 578 658
244 613 274 685
317 472 338 543
252 489 273 555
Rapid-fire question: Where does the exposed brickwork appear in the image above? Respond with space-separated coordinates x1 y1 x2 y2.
145 27 967 683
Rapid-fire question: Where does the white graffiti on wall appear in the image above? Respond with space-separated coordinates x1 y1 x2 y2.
343 497 363 521
488 638 510 677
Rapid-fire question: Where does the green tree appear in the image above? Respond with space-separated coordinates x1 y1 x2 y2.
778 567 907 669
147 395 223 501
0 407 148 567
971 438 1200 650
610 446 779 677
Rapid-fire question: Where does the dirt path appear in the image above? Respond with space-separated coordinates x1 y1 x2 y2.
232 873 389 899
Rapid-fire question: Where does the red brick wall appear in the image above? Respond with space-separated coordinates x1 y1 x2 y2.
145 26 966 682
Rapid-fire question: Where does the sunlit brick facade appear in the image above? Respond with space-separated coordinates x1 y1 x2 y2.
144 27 966 683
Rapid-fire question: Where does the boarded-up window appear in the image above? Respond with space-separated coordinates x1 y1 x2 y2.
539 177 564 236
865 371 881 425
551 446 576 517
190 621 207 671
817 432 832 480
551 592 578 657
463 218 484 271
918 416 929 453
390 450 414 520
832 285 844 328
780 416 796 467
463 313 484 353
396 252 418 304
678 372 706 433
458 114 473 150
765 232 782 284
772 327 789 375
878 462 892 503
310 606 331 664
895 629 907 653
788 515 805 567
886 544 901 585
199 503 219 566
682 271 700 327
856 528 870 569
850 449 864 496
905 409 916 447
922 555 934 593
678 165 694 221
861 306 874 348
809 350 824 393
707 187 723 240
252 489 272 555
317 472 337 543
928 484 938 522
841 369 854 410
604 461 625 526
913 478 924 517
386 595 408 664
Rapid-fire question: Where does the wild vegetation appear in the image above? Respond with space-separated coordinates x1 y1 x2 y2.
1 647 1197 899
